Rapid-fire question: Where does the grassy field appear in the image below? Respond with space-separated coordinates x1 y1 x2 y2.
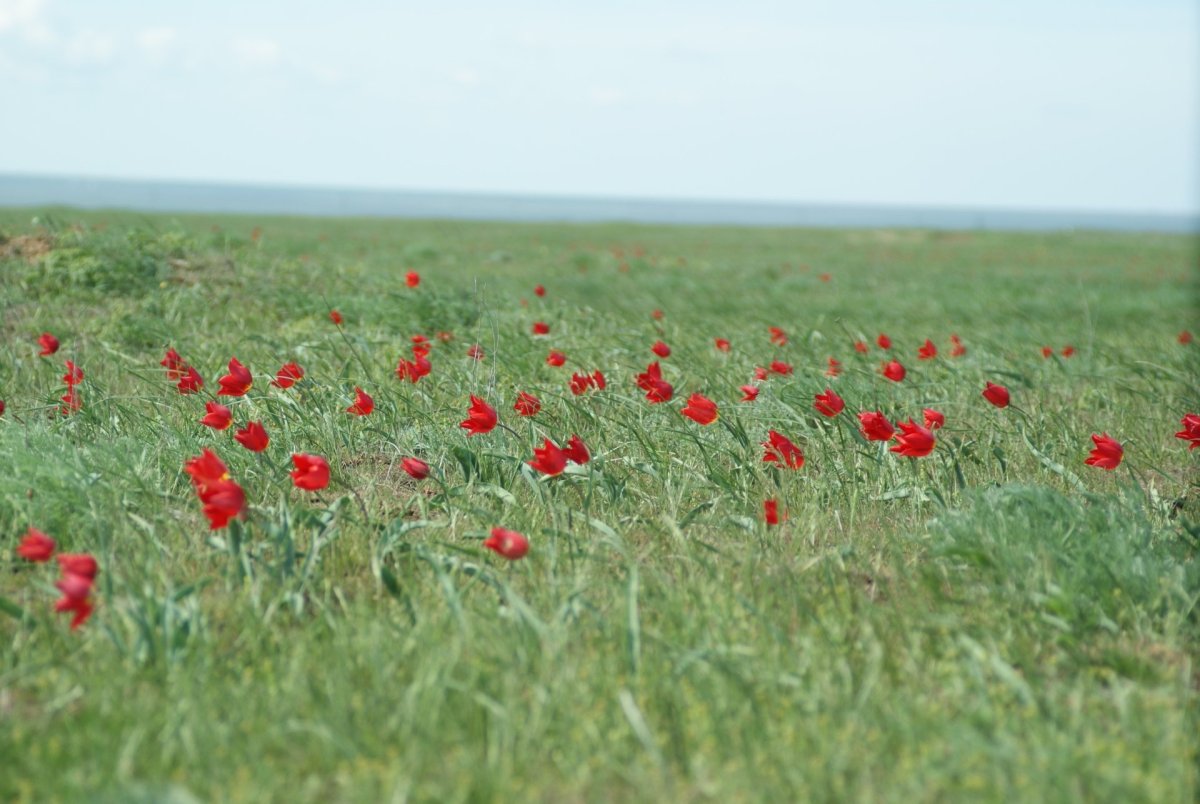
1 208 1198 802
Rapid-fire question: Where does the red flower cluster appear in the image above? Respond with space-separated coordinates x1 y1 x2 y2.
61 359 83 414
635 362 674 403
14 528 98 630
184 449 246 529
528 434 590 476
162 347 204 394
569 370 606 396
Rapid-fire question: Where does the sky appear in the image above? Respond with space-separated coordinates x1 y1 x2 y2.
0 0 1197 213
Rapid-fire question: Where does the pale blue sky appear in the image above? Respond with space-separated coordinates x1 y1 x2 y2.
0 0 1196 213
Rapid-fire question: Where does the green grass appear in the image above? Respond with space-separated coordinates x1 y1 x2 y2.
1 209 1198 802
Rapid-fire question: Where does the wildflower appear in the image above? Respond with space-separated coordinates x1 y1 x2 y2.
532 321 550 335
918 339 937 360
161 348 186 380
16 528 56 562
1062 345 1075 358
217 357 253 397
854 340 869 353
877 334 891 350
1174 413 1200 449
814 389 845 418
466 344 485 360
825 358 842 377
528 438 567 476
184 448 231 491
57 554 98 579
569 373 593 395
635 362 673 403
753 366 769 381
762 430 804 469
858 411 895 441
401 457 430 479
922 408 945 430
38 332 60 356
62 360 83 387
769 360 793 376
546 350 567 367
233 421 270 452
54 567 96 630
405 270 420 288
769 326 788 346
714 338 731 352
563 434 590 465
1180 330 1193 344
200 401 233 430
982 382 1010 408
271 362 305 389
740 385 760 403
0 400 5 416
651 309 664 320
184 449 245 528
347 386 374 416
460 395 498 435
534 284 546 297
592 370 606 390
819 272 831 282
950 334 966 357
60 387 81 414
177 366 204 394
291 453 331 490
1085 433 1123 470
882 360 905 382
681 393 719 425
764 499 781 526
483 527 528 560
513 391 541 416
329 310 343 325
890 420 936 458
1041 346 1053 358
396 355 432 383
651 340 671 358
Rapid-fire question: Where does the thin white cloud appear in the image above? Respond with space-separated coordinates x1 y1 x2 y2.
0 0 44 34
137 26 176 55
230 36 281 67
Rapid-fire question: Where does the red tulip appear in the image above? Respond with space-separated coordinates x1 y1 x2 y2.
396 355 432 383
1180 330 1193 345
38 332 60 356
0 399 5 417
411 335 431 357
534 284 546 297
161 347 186 380
681 393 719 425
466 344 485 360
347 386 374 416
54 568 95 630
819 272 832 283
592 370 606 390
460 395 498 436
528 438 567 476
1042 346 1054 358
762 430 804 469
437 331 454 342
949 334 966 357
177 366 203 394
740 385 760 403
401 457 430 479
764 498 781 526
769 326 788 346
922 408 945 430
57 553 99 580
769 360 793 376
532 321 550 335
714 338 731 352
1061 345 1075 358
563 434 590 465
814 389 845 417
877 334 891 350
546 350 567 367
60 387 81 414
184 449 245 529
483 526 528 560
1175 413 1200 449
982 382 1010 408
62 360 83 387
513 391 541 417
635 362 674 403
184 448 231 491
329 310 343 325
217 357 253 397
271 362 305 389
854 340 869 353
291 453 331 490
233 421 270 452
651 340 671 358
882 360 905 382
918 339 937 360
406 270 420 288
1084 433 1123 470
858 411 895 441
16 528 56 562
890 420 936 458
753 366 769 381
569 373 593 395
825 357 842 377
200 401 233 430
651 309 664 320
